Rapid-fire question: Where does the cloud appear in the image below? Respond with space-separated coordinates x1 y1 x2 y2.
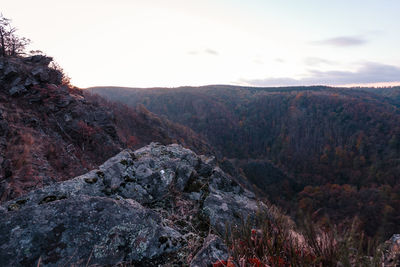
312 36 368 47
188 48 219 56
304 57 336 66
204 48 218 55
254 59 264 64
241 77 302 87
241 62 400 87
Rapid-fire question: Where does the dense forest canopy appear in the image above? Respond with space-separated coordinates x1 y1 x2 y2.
91 85 400 239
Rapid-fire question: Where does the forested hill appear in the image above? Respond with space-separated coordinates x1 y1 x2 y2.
90 85 400 238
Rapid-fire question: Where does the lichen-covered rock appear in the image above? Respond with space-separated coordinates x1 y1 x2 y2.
0 143 263 266
190 234 229 267
203 190 261 235
203 167 262 234
0 195 181 266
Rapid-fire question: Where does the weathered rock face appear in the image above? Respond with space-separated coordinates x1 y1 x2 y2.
190 234 229 267
0 196 181 266
0 55 62 96
0 143 263 266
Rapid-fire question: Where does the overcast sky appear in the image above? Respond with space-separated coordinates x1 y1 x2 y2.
2 0 400 88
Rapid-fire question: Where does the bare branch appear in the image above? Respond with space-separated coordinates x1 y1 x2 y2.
0 14 31 57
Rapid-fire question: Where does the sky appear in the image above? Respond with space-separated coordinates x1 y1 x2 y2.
2 0 400 88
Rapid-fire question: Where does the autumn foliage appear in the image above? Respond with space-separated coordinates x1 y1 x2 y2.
91 85 400 240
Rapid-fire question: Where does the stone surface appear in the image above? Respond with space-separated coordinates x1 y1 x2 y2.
0 120 8 136
0 55 62 99
0 195 181 266
204 167 262 234
9 84 27 96
190 234 229 267
0 143 262 266
24 55 53 65
4 65 18 80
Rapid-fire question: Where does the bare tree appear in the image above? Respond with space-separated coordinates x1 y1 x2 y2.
0 14 30 57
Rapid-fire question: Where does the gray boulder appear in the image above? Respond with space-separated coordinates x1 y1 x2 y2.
24 77 39 87
4 64 18 80
31 66 50 83
203 167 262 234
24 55 53 65
190 234 229 267
9 84 27 96
0 143 263 266
0 195 181 266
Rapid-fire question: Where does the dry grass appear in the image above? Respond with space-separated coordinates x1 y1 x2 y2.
224 205 383 266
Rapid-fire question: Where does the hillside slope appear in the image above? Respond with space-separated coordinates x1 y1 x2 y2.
0 56 211 202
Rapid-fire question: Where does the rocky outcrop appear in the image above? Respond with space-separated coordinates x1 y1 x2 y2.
0 55 123 201
0 55 212 202
0 55 62 96
190 234 229 267
0 196 181 266
0 143 263 266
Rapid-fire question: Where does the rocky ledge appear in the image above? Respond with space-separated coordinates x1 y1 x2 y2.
0 143 265 266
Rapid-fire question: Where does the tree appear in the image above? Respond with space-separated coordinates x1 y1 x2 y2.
0 14 30 57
